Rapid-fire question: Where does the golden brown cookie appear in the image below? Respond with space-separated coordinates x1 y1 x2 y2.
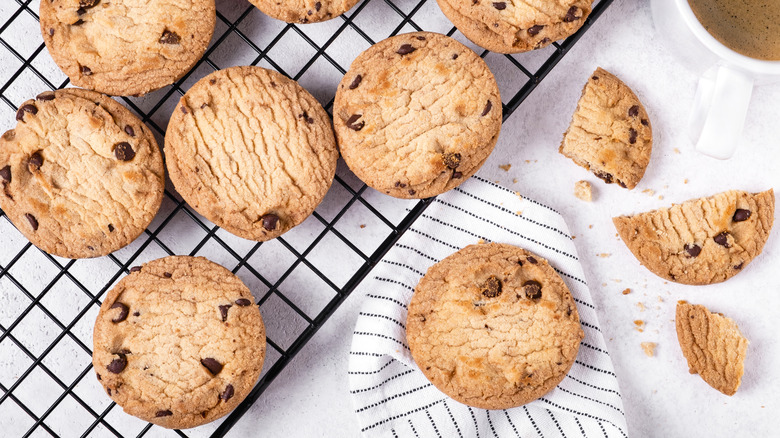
613 189 775 285
248 0 359 23
0 88 164 259
436 0 593 54
165 66 338 242
406 243 583 409
334 32 502 199
560 68 652 190
40 0 216 96
92 256 266 429
675 301 748 396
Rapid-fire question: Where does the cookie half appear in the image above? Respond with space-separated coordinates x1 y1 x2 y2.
0 89 164 259
560 68 652 189
40 0 216 96
613 189 775 285
675 301 748 396
92 256 266 429
165 66 338 241
248 0 360 23
406 243 584 409
436 0 593 53
334 32 502 199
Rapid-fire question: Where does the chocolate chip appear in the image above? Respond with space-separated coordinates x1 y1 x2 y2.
733 209 751 222
96 373 101 381
594 170 613 184
28 152 43 171
124 125 135 137
261 213 279 231
684 243 701 257
36 92 55 101
114 142 135 161
734 262 744 270
108 223 114 232
298 111 314 124
80 66 92 76
563 6 580 22
77 7 86 15
155 410 172 417
235 298 251 306
180 106 188 114
517 259 523 266
348 74 362 90
452 53 459 60
396 44 416 55
87 245 94 251
628 128 637 144
452 171 463 179
201 358 223 375
527 256 537 264
73 19 84 26
528 25 544 36
159 30 181 44
315 1 321 10
482 275 502 298
107 353 127 374
714 231 731 248
442 152 461 169
110 302 129 323
219 304 231 322
481 100 492 117
617 180 627 189
25 213 38 231
522 280 542 300
0 166 10 183
2 130 14 141
209 78 217 85
394 181 406 188
49 28 54 36
164 272 172 278
628 105 639 117
130 266 141 272
346 114 365 131
133 311 140 317
15 104 37 122
641 119 649 126
408 189 416 196
492 2 506 9
221 384 234 402
592 75 599 80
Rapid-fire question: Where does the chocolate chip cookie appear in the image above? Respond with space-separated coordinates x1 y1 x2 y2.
334 32 502 199
436 0 593 53
613 189 775 285
0 88 164 259
92 256 266 429
675 301 747 396
248 0 359 23
560 68 652 190
406 243 584 409
165 66 338 242
40 0 216 96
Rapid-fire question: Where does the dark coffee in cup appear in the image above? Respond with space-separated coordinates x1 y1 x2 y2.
688 0 780 61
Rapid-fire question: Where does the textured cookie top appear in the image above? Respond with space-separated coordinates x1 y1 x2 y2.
334 32 502 199
0 88 164 259
436 0 593 53
560 68 652 190
406 243 584 409
675 301 747 396
165 66 338 241
40 0 216 96
248 0 359 23
92 256 266 429
614 189 775 285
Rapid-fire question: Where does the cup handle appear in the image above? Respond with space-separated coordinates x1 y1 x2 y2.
688 65 754 160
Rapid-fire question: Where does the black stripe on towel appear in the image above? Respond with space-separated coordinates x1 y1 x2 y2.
361 399 446 431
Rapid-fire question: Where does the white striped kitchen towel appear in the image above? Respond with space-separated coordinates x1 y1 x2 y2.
348 175 628 437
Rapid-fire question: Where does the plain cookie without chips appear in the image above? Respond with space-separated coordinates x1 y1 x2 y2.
560 68 652 189
613 189 775 285
40 0 216 96
0 88 164 259
165 66 338 242
334 32 502 199
92 256 266 429
248 0 359 23
406 243 584 409
436 0 593 53
675 301 747 396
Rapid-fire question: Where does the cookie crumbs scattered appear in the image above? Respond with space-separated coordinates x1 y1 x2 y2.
641 342 656 357
634 320 645 332
359 224 366 229
499 164 511 171
622 288 631 295
572 235 576 239
657 296 664 303
477 239 486 244
516 211 522 216
574 180 592 202
642 189 655 196
515 191 523 200
612 279 622 283
658 195 664 200
602 282 608 287
513 178 518 184
684 178 689 184
636 302 645 312
597 253 611 258
588 224 593 229
674 148 681 154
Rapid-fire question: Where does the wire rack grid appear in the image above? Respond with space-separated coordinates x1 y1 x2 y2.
0 0 613 436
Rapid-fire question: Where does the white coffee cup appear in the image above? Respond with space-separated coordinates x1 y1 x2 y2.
651 0 780 159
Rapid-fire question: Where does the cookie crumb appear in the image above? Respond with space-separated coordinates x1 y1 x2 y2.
641 342 656 357
359 224 366 229
574 180 592 202
513 178 517 184
658 195 664 200
597 253 610 258
684 178 689 184
588 224 593 229
636 302 645 312
642 189 655 196
674 148 681 154
478 239 486 244
634 320 645 332
499 164 511 171
516 211 522 216
622 288 631 295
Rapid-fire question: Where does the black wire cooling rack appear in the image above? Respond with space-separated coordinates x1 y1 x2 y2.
0 0 613 436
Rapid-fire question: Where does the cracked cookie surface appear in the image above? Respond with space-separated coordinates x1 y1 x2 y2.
40 0 216 96
560 68 652 190
0 88 164 259
436 0 592 53
92 256 266 429
675 301 747 396
165 66 338 241
248 0 359 23
406 243 584 409
613 189 774 285
334 32 501 199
